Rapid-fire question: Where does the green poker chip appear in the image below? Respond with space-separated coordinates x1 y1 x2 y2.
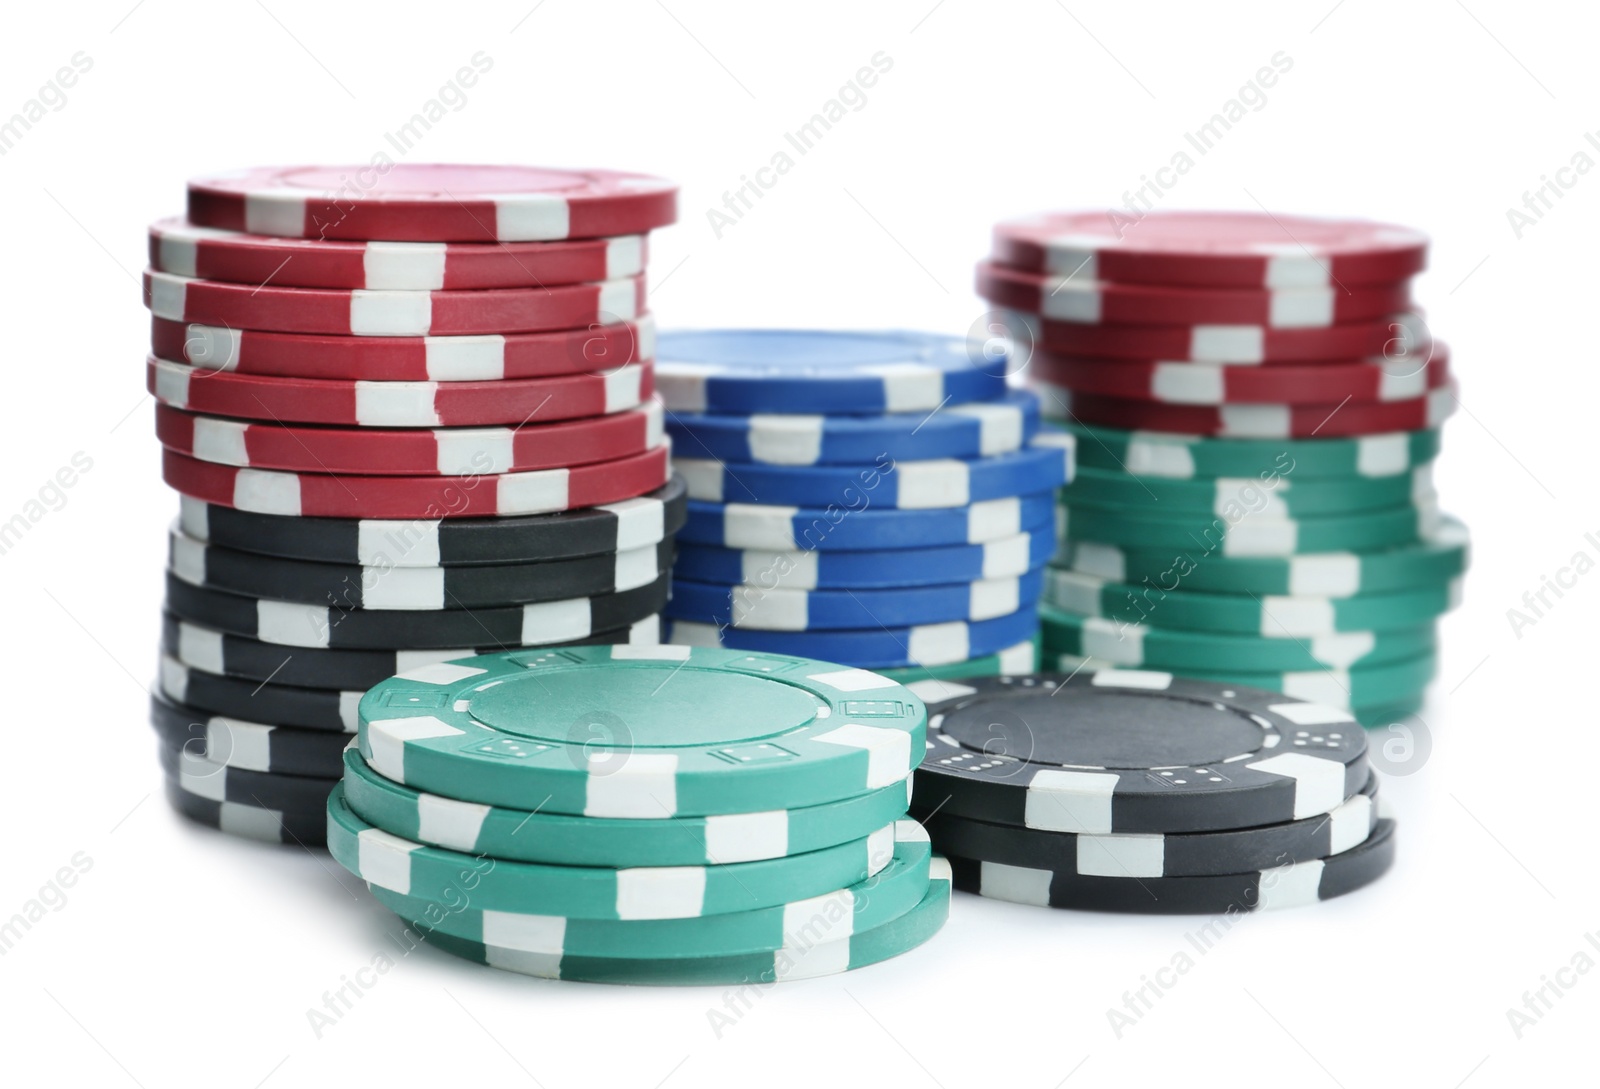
875 638 1038 684
1058 499 1436 555
1056 421 1442 480
1062 464 1433 518
1059 516 1470 596
340 746 913 868
1047 650 1436 712
357 645 926 817
1044 567 1461 635
1354 693 1425 726
1039 605 1437 672
402 861 952 985
365 819 932 960
327 785 896 919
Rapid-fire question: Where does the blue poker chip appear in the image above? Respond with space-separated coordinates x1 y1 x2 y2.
655 329 1008 414
672 523 1057 589
665 390 1042 466
666 567 1047 630
676 432 1074 509
678 491 1058 551
665 605 1041 669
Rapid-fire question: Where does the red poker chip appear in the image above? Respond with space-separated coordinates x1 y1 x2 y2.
154 399 664 476
149 316 652 382
1005 309 1428 363
977 262 1411 328
1034 382 1458 438
161 444 672 519
143 269 646 337
186 164 678 242
991 210 1428 289
1028 344 1451 405
148 217 648 291
147 355 653 427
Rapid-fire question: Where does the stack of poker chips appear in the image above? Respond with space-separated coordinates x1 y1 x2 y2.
975 210 1466 724
144 164 682 846
330 645 949 984
912 672 1396 913
653 330 1074 682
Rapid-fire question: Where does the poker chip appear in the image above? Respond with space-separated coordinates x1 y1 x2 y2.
1002 307 1427 363
877 639 1038 684
990 211 1429 289
163 776 328 847
910 672 1370 835
1065 421 1442 480
148 355 652 427
357 645 926 816
186 164 679 242
1037 382 1457 438
1039 606 1438 672
149 216 648 290
656 329 1007 414
665 390 1041 465
977 261 1413 328
163 569 672 650
1062 517 1471 597
365 819 933 959
177 476 686 567
155 400 664 475
161 444 671 520
679 491 1056 551
168 527 672 609
1058 499 1439 556
919 771 1381 878
1062 464 1433 518
157 741 339 811
672 526 1056 589
667 569 1045 631
406 865 951 984
666 605 1040 670
145 269 646 337
946 819 1395 914
675 432 1073 509
149 316 654 382
148 692 350 778
1029 344 1451 405
159 655 360 732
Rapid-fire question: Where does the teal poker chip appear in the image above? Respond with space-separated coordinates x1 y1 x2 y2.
1354 693 1425 726
1044 567 1461 635
357 645 926 817
1046 650 1436 712
876 639 1038 684
1058 499 1437 555
401 860 952 984
364 819 932 960
327 785 897 920
339 746 913 868
1040 605 1436 672
1057 421 1442 480
1060 516 1470 596
1062 464 1433 518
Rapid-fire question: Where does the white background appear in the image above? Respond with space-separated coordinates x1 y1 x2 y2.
0 1 1590 1086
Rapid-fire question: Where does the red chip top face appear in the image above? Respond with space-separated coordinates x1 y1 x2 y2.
186 164 679 242
991 210 1428 288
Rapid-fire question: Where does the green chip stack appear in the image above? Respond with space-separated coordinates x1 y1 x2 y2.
329 644 950 985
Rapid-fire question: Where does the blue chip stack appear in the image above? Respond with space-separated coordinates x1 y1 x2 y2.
656 330 1074 681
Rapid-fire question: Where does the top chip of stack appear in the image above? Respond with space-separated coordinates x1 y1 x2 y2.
972 208 1464 724
655 329 1074 680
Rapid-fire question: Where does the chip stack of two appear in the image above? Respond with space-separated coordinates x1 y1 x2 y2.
976 211 1468 723
143 164 684 846
330 644 950 984
912 672 1396 912
654 330 1074 681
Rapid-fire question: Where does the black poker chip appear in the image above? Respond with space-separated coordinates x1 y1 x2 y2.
162 569 671 650
910 673 1370 835
945 818 1397 914
175 475 687 567
163 776 328 847
149 691 350 778
168 530 673 610
159 655 359 733
158 611 664 689
157 740 340 813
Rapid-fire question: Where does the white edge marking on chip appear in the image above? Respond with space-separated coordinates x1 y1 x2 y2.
614 866 707 919
355 827 420 893
1076 833 1166 878
1257 857 1326 909
807 667 896 694
747 415 825 465
1025 769 1119 834
861 363 943 412
348 289 433 336
609 644 691 661
1247 751 1351 819
365 716 464 783
812 723 912 790
903 679 977 704
601 493 667 551
496 466 570 515
703 810 788 864
977 859 1055 906
415 791 492 852
243 192 309 237
493 193 570 242
892 460 969 509
395 661 489 685
1088 669 1173 691
585 752 679 819
362 242 448 290
479 909 568 954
